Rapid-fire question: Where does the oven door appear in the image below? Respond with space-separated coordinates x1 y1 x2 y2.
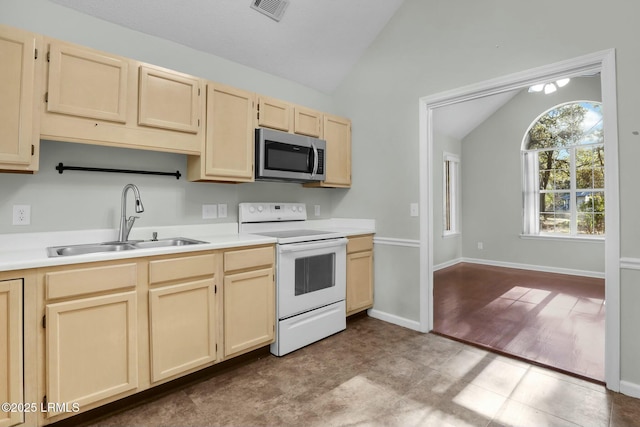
276 237 347 319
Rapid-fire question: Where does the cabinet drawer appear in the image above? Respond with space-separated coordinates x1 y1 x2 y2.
149 253 216 285
46 263 137 300
224 246 274 273
347 235 374 254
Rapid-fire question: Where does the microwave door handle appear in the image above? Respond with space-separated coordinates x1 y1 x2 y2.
310 142 319 177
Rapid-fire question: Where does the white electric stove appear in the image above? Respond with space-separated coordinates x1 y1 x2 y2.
239 202 347 356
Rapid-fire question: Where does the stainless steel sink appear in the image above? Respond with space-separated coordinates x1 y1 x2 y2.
131 238 207 249
47 238 207 257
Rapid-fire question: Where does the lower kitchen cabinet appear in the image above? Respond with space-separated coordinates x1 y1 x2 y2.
147 253 218 382
0 279 23 427
42 262 139 418
223 246 275 358
346 235 374 316
28 245 275 426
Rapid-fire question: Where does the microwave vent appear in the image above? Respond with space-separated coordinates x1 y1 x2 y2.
250 0 289 22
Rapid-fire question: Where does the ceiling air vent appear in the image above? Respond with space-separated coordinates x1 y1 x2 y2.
250 0 289 22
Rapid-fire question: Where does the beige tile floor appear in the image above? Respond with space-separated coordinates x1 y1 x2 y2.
76 315 639 427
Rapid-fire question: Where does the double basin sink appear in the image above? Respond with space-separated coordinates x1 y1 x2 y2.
47 237 208 257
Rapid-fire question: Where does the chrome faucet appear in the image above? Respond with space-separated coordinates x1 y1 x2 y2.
118 184 144 242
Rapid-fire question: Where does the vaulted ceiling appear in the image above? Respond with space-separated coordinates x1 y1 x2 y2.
49 0 406 93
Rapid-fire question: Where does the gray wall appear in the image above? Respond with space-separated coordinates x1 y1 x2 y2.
4 0 640 388
461 76 604 273
332 0 640 386
0 0 338 234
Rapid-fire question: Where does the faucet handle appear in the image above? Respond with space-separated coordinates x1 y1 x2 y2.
152 232 158 241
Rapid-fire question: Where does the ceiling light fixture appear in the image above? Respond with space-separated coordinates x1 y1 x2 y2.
250 0 290 22
528 78 571 94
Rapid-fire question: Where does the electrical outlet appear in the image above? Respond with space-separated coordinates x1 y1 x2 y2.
13 205 31 225
314 205 321 216
218 203 227 218
202 204 217 219
477 242 484 250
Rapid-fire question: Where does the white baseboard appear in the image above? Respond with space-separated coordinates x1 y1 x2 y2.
367 309 421 331
620 380 640 399
434 258 463 271
461 257 605 279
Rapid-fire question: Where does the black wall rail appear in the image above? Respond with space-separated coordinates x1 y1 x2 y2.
56 162 182 179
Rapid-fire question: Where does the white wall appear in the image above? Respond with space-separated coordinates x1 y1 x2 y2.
461 76 604 274
0 0 338 234
332 0 640 387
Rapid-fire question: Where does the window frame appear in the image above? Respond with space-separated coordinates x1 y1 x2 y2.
443 152 460 237
521 101 604 240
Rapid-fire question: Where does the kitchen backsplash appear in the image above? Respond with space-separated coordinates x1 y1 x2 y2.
0 140 337 234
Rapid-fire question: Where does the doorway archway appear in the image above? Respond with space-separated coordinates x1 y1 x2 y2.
418 49 620 390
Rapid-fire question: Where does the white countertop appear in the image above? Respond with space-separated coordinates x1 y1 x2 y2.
0 219 375 272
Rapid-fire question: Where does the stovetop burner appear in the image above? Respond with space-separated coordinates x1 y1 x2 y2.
238 203 347 244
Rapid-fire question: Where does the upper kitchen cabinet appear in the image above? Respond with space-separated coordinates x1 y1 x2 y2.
305 114 352 188
256 95 323 138
45 40 128 123
257 95 290 132
0 26 42 173
293 106 323 138
138 65 201 134
188 82 255 183
40 38 205 155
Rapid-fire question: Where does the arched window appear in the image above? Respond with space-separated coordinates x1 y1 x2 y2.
522 101 604 236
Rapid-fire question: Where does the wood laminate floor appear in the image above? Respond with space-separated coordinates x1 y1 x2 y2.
433 263 605 382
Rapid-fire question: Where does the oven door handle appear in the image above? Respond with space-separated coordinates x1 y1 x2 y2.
278 237 348 253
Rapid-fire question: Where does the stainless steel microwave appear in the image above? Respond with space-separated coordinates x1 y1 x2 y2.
255 128 326 183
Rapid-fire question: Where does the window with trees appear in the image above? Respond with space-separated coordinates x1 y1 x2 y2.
522 101 604 237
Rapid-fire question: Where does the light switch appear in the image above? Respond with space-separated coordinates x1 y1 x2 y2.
218 203 227 218
202 204 217 219
410 203 419 217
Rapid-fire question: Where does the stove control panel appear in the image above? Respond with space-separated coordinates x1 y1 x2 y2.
239 202 307 223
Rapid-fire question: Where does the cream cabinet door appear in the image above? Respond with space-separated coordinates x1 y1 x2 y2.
203 83 255 182
0 26 40 172
138 65 202 134
322 114 351 187
45 291 138 417
0 279 23 427
148 279 217 382
224 268 275 358
346 251 374 316
257 96 290 132
46 40 129 123
293 106 322 138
